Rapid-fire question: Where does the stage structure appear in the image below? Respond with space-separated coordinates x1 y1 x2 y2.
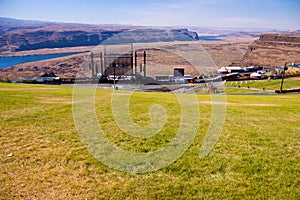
88 44 147 78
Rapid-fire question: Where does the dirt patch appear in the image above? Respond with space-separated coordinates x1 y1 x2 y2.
37 97 72 104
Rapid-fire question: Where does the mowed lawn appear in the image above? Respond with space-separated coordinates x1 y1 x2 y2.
0 82 299 199
225 77 300 93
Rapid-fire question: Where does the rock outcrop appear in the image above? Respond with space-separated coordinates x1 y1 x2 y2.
240 34 300 67
0 18 199 52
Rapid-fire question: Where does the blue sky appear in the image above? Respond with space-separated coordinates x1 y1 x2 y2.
0 0 299 29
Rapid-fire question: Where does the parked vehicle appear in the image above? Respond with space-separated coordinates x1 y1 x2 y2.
217 66 245 74
244 66 258 72
250 71 267 79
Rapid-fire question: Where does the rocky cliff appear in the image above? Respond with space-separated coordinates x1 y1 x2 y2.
240 34 300 67
0 18 199 52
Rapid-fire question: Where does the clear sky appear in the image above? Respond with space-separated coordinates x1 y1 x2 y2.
0 0 299 29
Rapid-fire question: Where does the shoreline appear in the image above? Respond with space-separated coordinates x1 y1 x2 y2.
0 46 94 57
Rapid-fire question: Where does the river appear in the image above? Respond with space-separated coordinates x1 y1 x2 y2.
0 52 79 69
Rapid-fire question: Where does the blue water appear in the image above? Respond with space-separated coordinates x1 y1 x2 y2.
0 52 79 69
198 36 222 41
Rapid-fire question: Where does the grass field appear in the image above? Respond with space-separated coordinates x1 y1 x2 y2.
0 82 299 199
226 77 300 90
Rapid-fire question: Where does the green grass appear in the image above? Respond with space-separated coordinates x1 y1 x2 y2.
0 83 299 199
226 77 300 90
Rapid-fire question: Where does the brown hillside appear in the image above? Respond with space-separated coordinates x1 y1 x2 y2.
240 34 300 67
0 18 199 52
0 53 88 80
0 39 254 80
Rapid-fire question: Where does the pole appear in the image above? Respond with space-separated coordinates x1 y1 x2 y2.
131 44 134 75
280 62 287 93
95 53 99 74
113 62 116 89
144 51 146 77
91 52 94 77
100 52 103 74
104 45 107 69
135 51 137 75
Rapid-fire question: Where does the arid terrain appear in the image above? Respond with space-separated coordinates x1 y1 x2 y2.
0 18 299 80
240 34 300 67
0 38 255 80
